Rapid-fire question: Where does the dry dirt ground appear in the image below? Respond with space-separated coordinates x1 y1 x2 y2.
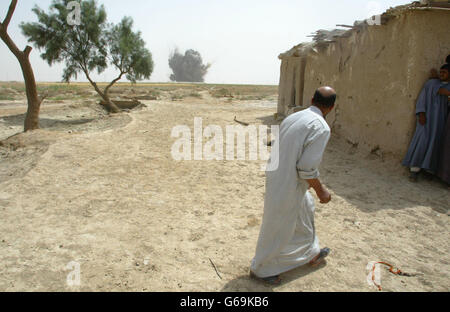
0 83 449 292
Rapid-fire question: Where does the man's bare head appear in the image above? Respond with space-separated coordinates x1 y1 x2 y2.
312 86 337 108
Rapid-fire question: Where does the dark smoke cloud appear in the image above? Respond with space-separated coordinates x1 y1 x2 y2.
169 49 211 82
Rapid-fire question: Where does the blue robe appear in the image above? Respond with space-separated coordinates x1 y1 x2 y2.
402 80 450 173
438 104 450 184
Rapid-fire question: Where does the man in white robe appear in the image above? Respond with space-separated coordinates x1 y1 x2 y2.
250 86 336 284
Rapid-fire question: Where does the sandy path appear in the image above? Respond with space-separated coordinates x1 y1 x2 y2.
0 99 448 292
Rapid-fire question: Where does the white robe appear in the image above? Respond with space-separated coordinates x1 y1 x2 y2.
251 106 331 278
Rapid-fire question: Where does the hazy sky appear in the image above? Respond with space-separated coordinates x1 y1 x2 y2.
0 0 412 85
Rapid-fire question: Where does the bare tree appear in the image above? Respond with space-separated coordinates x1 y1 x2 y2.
0 0 45 131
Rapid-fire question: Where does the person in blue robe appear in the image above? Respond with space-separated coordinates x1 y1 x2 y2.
402 64 450 182
437 58 450 186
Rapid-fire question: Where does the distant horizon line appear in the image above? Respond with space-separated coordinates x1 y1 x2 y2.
0 81 279 87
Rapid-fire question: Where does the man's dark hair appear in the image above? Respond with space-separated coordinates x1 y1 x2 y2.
441 64 450 71
446 54 450 64
313 89 336 108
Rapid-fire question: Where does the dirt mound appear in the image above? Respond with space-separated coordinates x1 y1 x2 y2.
1 129 66 148
0 130 66 183
100 99 144 111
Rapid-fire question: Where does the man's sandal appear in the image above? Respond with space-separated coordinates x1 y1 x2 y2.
250 271 282 286
309 247 331 267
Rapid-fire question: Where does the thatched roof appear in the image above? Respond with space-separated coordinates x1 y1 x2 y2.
279 0 450 59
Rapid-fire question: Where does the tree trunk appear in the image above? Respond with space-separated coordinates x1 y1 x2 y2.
101 71 124 114
20 51 41 131
101 92 121 113
83 72 121 113
0 0 42 132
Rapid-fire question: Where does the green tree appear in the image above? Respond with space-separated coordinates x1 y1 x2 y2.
0 0 46 131
21 0 154 113
169 49 210 83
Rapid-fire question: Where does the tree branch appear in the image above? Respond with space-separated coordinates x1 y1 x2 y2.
75 25 87 53
0 24 22 58
81 67 104 98
39 93 48 105
104 71 125 95
23 45 32 57
60 44 79 63
3 0 18 31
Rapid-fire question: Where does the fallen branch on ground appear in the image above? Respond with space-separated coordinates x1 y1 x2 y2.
209 258 222 280
234 116 249 127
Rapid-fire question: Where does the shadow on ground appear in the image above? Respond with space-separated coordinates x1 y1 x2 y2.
1 113 95 129
252 117 449 215
221 262 327 292
322 137 449 214
256 115 282 127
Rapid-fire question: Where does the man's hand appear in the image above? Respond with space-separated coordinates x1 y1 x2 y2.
307 179 332 204
418 113 426 126
438 88 450 96
317 187 332 204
